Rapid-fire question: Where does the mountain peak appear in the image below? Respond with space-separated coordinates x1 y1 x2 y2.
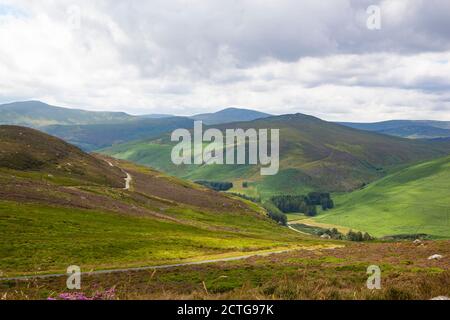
191 107 271 125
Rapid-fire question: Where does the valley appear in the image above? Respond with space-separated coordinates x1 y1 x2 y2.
0 105 449 300
0 126 325 278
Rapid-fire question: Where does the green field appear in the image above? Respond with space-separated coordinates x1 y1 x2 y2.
313 156 450 238
0 199 319 277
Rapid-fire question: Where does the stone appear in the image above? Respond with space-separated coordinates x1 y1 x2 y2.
431 296 449 300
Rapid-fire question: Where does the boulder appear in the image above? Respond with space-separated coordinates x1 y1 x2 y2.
431 296 449 300
427 254 443 260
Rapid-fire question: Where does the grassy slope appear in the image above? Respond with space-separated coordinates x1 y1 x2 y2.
0 126 325 277
0 126 125 187
101 114 450 198
313 156 450 238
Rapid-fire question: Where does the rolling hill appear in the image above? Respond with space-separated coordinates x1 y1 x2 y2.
191 107 272 125
0 125 314 277
0 125 125 187
42 117 195 151
339 120 450 139
312 155 450 238
0 101 135 127
102 113 450 198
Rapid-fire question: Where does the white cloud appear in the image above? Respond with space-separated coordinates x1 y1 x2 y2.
0 0 449 120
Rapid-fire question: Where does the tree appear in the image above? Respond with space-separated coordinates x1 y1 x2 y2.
363 232 373 241
327 199 334 209
305 205 317 217
195 180 233 191
263 201 287 226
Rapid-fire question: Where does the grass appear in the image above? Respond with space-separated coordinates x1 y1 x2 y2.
0 152 330 277
313 156 450 238
0 199 322 277
2 241 448 300
1 126 327 278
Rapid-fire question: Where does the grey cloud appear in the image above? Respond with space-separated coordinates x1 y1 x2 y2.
2 0 450 120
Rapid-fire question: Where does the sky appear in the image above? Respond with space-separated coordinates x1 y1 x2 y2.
1 0 450 121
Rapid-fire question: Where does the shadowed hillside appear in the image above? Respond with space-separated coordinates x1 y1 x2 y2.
42 117 195 151
0 125 124 187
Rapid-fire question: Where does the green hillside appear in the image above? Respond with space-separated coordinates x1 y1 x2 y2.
0 126 318 277
102 113 450 198
0 101 135 127
312 156 450 238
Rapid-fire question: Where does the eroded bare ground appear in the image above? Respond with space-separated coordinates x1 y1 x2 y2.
2 241 448 300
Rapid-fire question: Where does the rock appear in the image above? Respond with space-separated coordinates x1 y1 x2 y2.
431 296 449 300
413 239 422 245
428 254 443 260
320 234 331 239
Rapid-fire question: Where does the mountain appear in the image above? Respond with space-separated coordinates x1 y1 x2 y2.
313 155 450 238
139 113 175 119
42 117 195 151
0 101 135 127
101 113 450 198
190 107 272 125
0 125 309 277
339 120 450 139
0 125 124 187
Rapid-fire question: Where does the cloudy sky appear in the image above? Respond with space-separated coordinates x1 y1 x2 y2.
1 0 450 121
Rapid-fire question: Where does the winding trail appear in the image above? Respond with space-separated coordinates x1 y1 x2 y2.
287 224 310 236
104 159 132 190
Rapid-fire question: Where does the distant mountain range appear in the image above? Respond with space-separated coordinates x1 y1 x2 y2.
43 117 194 151
0 101 135 127
0 101 271 127
190 108 272 125
102 113 450 195
0 101 273 150
2 100 450 154
339 120 450 139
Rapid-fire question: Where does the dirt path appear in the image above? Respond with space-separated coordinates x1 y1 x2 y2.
104 159 132 190
0 248 312 281
287 224 310 236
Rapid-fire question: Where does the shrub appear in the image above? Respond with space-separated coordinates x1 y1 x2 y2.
195 180 233 191
263 201 287 226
